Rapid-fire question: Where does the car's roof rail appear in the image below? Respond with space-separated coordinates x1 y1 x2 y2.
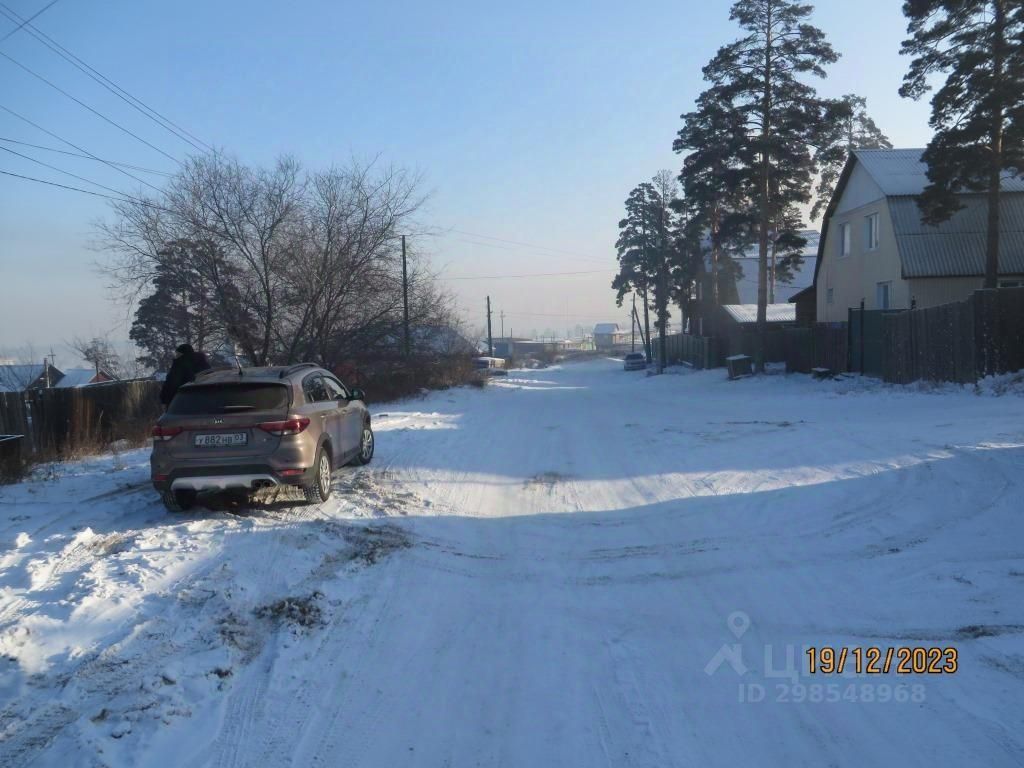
279 362 317 379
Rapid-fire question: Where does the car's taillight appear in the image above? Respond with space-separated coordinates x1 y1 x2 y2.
152 425 183 441
258 417 310 436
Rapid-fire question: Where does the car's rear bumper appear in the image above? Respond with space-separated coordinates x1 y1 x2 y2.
152 463 316 492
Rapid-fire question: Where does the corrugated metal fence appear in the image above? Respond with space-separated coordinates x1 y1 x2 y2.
0 380 161 459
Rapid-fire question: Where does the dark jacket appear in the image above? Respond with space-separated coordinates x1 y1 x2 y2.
160 350 211 405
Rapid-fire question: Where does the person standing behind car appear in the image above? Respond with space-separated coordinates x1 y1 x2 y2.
160 343 211 406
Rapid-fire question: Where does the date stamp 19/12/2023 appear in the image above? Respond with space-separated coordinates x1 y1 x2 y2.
806 646 959 675
704 614 958 706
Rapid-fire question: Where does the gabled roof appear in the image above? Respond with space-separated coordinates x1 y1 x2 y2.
890 196 1024 277
854 148 1024 197
0 364 47 392
722 304 796 324
593 323 621 334
54 368 102 388
814 149 1024 285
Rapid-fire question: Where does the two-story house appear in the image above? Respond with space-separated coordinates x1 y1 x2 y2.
815 148 1024 322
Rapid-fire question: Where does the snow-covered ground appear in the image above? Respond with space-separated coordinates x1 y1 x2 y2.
1 358 1023 767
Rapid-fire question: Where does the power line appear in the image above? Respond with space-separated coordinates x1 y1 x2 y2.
447 228 609 264
0 144 144 198
440 269 608 281
0 2 214 154
0 0 60 42
0 136 173 175
0 49 184 165
0 102 164 192
501 310 628 319
0 168 138 202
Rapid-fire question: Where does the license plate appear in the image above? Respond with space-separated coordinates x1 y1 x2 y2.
194 432 248 448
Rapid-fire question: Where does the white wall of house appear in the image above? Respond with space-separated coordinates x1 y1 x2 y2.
818 177 908 322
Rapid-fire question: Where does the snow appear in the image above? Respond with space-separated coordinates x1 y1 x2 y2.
1 358 1023 766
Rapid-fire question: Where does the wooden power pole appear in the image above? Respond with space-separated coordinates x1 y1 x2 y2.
486 296 493 357
401 235 410 357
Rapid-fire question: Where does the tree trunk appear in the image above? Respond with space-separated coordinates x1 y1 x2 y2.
711 202 721 306
658 265 668 374
756 8 773 374
642 285 652 363
985 0 1007 290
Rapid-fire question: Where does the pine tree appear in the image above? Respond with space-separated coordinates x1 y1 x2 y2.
811 95 892 220
613 183 659 362
900 0 1024 288
702 0 838 371
651 171 685 373
130 239 241 370
675 87 756 312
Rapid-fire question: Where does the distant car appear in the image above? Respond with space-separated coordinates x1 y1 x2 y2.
150 363 373 512
623 353 646 371
473 356 508 377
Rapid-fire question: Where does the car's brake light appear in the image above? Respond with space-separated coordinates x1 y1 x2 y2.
152 425 183 441
258 417 311 436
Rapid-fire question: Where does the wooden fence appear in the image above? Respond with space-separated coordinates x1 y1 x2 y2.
653 334 717 369
0 380 162 459
783 324 849 374
722 329 788 364
883 288 1024 384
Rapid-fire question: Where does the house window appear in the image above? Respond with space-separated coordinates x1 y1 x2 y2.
998 279 1023 288
826 287 834 304
839 222 851 257
876 281 891 310
865 213 879 251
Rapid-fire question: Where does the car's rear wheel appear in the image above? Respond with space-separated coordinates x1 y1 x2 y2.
351 424 374 466
161 489 196 513
303 448 333 504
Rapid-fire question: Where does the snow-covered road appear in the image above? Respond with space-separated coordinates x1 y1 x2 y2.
2 359 1024 767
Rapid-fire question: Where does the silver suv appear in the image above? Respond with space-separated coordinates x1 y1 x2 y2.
151 363 374 511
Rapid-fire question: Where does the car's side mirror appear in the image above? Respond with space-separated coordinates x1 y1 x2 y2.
350 388 365 401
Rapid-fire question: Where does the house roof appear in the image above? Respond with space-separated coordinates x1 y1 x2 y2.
788 285 816 303
593 323 620 334
54 368 101 388
0 364 45 392
734 231 819 304
853 148 1024 197
815 149 1024 285
889 196 1024 277
722 304 796 324
0 364 111 392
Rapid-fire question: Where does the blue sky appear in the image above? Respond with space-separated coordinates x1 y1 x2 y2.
0 0 933 359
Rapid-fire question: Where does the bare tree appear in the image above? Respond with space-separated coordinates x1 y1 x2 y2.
97 153 447 369
67 336 123 379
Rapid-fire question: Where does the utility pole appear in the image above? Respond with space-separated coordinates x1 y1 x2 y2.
486 295 493 357
631 293 637 353
500 310 505 339
401 235 410 357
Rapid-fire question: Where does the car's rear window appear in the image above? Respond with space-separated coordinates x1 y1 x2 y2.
168 383 289 415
